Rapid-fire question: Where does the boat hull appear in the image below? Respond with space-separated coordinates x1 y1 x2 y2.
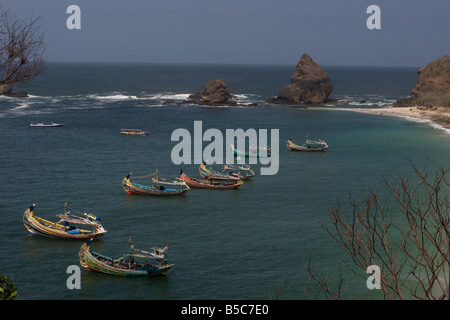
29 122 63 127
222 164 255 180
181 173 243 189
120 129 149 135
79 243 173 277
122 177 187 196
286 139 328 152
199 164 241 181
230 144 271 158
23 209 106 240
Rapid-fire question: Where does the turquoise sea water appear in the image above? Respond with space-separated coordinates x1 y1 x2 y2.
0 63 449 300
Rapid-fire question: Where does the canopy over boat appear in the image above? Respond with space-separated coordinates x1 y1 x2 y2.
178 171 243 189
122 172 189 196
79 237 174 276
23 202 107 239
286 137 328 152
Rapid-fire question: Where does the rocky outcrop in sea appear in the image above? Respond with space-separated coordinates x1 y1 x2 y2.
0 83 29 97
267 54 333 105
185 79 260 107
188 79 236 106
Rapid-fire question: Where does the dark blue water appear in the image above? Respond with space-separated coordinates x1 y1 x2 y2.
1 63 449 300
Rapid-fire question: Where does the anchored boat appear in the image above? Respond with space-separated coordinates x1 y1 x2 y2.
120 129 149 136
23 202 107 239
222 164 255 180
286 137 328 152
122 172 189 196
79 237 173 276
230 144 271 158
178 172 243 189
199 162 241 181
29 121 63 127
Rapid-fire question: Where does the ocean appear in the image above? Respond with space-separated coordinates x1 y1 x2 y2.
1 63 449 300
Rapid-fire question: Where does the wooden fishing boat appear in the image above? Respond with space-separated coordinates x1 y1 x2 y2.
29 121 63 127
286 137 328 152
222 164 255 180
120 128 149 136
178 172 243 189
79 237 174 276
122 172 189 196
199 162 241 181
23 202 107 239
230 144 271 158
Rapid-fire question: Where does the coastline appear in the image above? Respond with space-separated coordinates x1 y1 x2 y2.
343 106 450 134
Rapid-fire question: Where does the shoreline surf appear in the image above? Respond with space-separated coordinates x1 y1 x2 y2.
337 106 450 135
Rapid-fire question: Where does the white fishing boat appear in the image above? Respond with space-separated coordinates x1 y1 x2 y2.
29 121 63 127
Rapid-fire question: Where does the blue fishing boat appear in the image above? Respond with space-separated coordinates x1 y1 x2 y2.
122 172 189 196
229 144 271 158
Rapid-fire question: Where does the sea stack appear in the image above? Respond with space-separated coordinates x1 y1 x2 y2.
269 54 332 105
394 55 450 108
188 79 235 105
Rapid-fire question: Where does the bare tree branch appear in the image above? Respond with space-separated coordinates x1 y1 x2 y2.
0 6 47 85
311 162 450 300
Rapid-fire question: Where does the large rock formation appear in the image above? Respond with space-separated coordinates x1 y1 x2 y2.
200 79 232 104
394 55 450 108
268 54 332 105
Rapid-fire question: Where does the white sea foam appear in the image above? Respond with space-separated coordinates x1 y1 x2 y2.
0 101 52 118
334 105 450 136
86 92 192 102
233 94 250 100
158 93 191 100
430 122 450 135
88 94 135 101
401 115 450 135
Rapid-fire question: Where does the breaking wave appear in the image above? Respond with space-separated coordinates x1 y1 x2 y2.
326 94 398 108
0 91 266 118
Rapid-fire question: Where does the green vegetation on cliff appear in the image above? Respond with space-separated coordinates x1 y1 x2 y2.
396 55 450 108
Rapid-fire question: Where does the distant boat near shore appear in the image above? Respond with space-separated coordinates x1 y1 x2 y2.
287 137 328 152
120 128 149 136
29 121 63 127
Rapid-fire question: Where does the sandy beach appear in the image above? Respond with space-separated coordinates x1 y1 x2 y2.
349 106 450 134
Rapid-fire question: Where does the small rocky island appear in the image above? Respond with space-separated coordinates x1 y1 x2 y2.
0 83 29 98
183 78 260 107
268 54 333 105
188 79 236 106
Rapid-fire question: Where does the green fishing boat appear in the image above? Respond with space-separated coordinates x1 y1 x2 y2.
79 237 174 276
287 136 328 151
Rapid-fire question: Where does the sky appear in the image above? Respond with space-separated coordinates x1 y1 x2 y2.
3 0 450 67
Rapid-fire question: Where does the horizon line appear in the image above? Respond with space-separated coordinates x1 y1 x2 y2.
47 60 423 69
